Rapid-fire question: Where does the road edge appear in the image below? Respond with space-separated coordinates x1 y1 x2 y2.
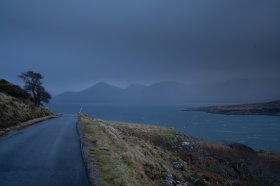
0 114 59 137
77 114 102 186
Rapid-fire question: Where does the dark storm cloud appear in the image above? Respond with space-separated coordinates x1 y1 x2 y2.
0 0 280 95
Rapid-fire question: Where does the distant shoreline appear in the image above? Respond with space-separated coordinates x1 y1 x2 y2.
186 100 280 116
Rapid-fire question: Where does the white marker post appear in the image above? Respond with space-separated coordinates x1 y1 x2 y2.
79 107 83 114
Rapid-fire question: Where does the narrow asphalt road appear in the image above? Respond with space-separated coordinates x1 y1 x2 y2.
0 115 89 186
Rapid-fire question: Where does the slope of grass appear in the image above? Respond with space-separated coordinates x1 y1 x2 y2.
79 114 280 186
0 79 54 131
0 92 53 131
80 115 179 186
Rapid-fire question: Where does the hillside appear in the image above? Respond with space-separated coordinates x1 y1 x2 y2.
52 82 191 106
0 79 54 133
187 100 280 116
78 114 280 186
52 79 280 106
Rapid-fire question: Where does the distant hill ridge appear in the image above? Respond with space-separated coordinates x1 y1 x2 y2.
52 80 280 106
52 81 191 106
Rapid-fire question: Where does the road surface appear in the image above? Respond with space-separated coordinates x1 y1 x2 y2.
0 115 89 186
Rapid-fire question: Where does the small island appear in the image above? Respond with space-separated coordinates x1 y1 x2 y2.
186 100 280 116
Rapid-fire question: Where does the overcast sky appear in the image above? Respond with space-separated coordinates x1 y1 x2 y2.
0 0 280 95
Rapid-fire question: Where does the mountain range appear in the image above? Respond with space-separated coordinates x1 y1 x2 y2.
51 80 280 106
52 82 191 106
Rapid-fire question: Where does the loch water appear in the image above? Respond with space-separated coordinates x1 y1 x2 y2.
49 104 280 152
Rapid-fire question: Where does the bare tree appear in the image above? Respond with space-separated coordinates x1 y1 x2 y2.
19 71 51 107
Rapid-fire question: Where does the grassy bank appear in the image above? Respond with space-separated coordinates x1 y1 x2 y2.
79 114 280 186
0 93 53 129
0 79 54 133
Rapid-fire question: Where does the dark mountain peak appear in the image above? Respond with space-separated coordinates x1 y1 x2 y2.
50 79 280 106
93 82 114 88
52 81 191 105
84 82 122 93
150 81 186 88
146 81 187 92
126 83 146 91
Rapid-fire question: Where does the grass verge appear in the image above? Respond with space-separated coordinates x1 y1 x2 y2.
79 114 280 186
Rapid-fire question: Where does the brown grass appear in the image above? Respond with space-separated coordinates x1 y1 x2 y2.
80 114 280 186
0 93 53 130
80 115 187 186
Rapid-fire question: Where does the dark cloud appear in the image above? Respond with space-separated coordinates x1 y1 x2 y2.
0 0 280 95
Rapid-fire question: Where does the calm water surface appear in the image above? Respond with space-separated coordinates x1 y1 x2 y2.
49 104 280 152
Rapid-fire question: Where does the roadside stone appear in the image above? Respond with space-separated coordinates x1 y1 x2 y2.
166 179 175 185
181 141 190 146
164 172 173 180
176 183 187 186
172 161 184 170
164 172 175 185
185 174 198 182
